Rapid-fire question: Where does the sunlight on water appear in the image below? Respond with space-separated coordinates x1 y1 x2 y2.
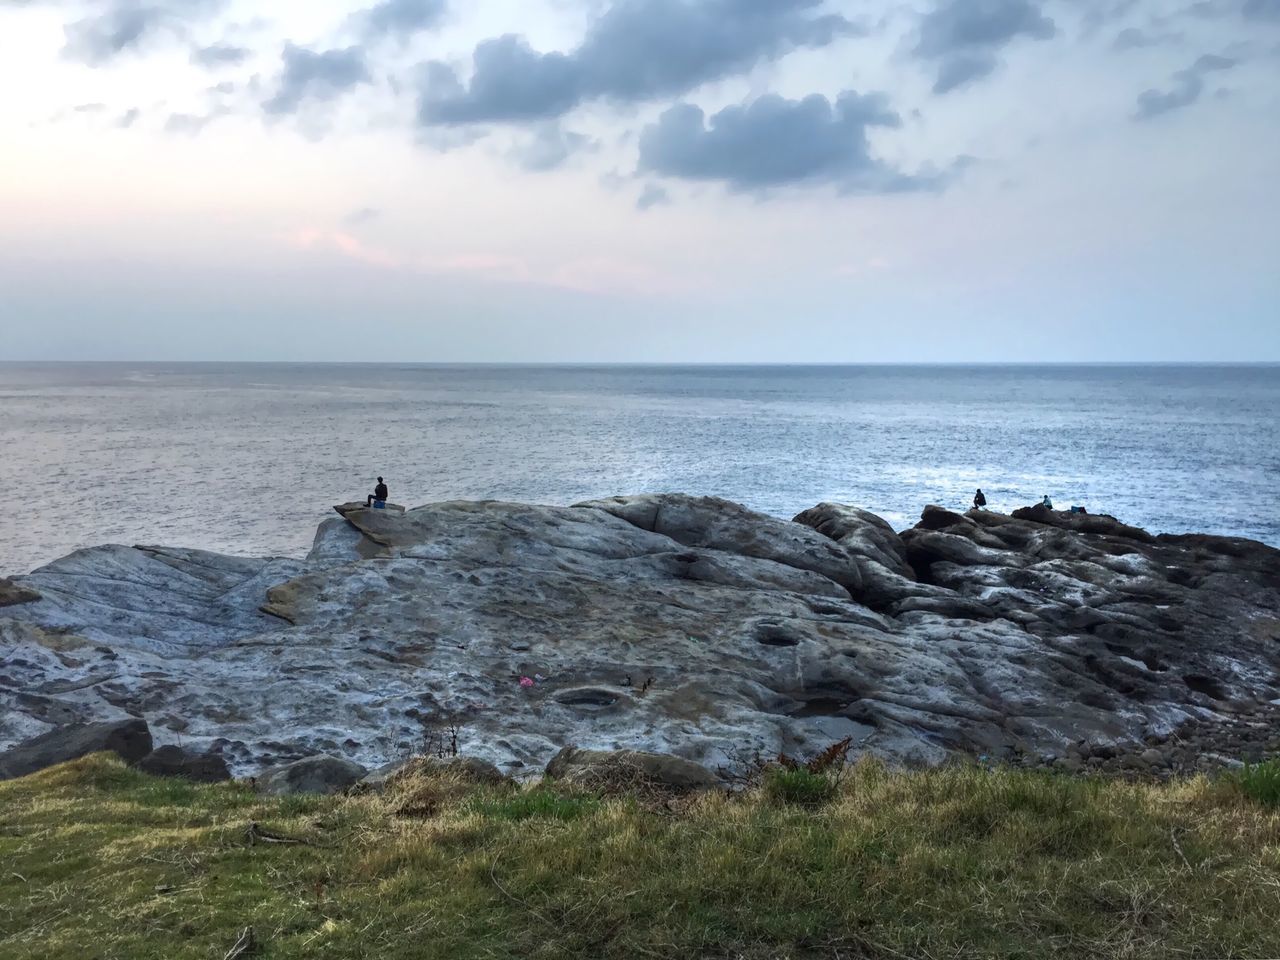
1 363 1277 573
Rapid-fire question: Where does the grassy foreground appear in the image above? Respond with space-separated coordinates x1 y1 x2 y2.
2 756 1279 960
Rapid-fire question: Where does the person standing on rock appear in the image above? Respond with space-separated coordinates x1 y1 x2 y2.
1042 495 1054 510
973 489 987 510
366 477 389 509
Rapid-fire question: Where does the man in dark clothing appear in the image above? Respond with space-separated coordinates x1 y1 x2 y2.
974 489 987 510
367 477 388 508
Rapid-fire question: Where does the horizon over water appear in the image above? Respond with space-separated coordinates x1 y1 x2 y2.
2 361 1278 575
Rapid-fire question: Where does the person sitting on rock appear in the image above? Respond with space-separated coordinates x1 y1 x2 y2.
973 489 987 510
366 477 389 509
1042 495 1054 510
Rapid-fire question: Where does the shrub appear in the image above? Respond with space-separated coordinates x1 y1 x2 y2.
764 767 838 807
1233 759 1280 807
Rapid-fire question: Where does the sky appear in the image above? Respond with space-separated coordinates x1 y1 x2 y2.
0 0 1277 363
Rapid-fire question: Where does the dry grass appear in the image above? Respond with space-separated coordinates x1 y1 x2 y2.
2 755 1280 959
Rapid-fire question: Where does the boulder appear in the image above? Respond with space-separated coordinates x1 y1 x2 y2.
1010 504 1155 543
334 502 408 518
258 756 368 796
792 503 914 579
136 745 231 783
0 719 153 781
916 505 971 532
545 746 720 794
0 578 41 608
580 494 863 595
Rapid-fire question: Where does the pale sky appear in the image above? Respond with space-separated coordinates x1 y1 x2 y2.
1 0 1277 362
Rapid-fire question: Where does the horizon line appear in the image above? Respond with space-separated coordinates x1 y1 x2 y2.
2 360 1279 368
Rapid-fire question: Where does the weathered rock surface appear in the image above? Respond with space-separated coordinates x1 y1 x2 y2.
546 745 720 793
0 719 152 780
2 495 1278 779
136 745 232 783
258 755 368 796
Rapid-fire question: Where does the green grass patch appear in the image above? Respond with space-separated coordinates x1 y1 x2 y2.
467 786 600 822
2 755 1280 959
1233 758 1280 807
763 766 838 806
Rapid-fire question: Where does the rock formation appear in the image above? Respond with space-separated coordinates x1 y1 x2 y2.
1 495 1277 780
0 718 152 780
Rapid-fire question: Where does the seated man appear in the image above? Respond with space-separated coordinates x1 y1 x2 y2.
367 477 389 509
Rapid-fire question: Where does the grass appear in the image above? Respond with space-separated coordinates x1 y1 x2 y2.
2 755 1280 959
1233 759 1280 808
763 767 839 807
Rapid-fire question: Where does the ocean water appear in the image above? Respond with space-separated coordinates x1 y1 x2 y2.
1 362 1277 575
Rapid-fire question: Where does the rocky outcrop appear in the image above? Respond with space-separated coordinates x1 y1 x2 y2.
0 578 41 608
136 745 232 783
258 756 368 796
1 495 1278 780
0 719 152 780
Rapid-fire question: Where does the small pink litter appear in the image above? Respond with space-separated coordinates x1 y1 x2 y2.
519 676 535 688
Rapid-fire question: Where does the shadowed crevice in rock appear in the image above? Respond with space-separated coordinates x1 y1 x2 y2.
1 494 1278 778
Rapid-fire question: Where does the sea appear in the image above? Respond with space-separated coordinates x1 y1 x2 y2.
1 362 1277 575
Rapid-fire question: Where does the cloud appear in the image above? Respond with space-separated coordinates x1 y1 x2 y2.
192 42 251 68
1134 53 1237 119
117 108 141 128
1243 0 1280 18
1112 26 1183 50
342 207 382 227
915 0 1056 94
359 0 447 40
513 122 592 171
637 91 946 193
61 0 225 66
418 0 859 125
164 108 228 134
263 43 371 115
636 183 670 210
1077 0 1140 36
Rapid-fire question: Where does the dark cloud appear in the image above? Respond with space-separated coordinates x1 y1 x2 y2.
360 0 447 39
915 0 1056 94
192 42 251 68
637 91 943 193
263 44 371 115
60 0 224 66
1134 53 1237 119
419 0 860 125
